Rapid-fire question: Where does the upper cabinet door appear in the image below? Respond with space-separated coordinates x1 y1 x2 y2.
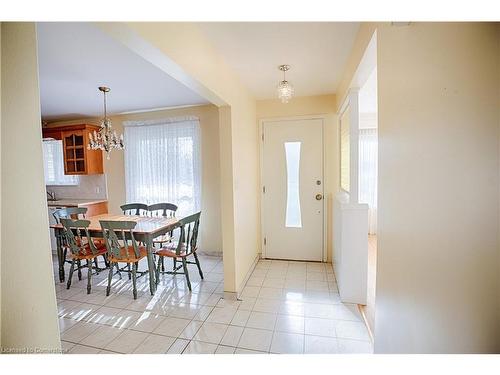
83 127 104 175
62 129 87 174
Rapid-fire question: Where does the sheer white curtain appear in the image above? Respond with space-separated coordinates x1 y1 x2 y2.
42 140 79 186
124 116 201 217
359 128 378 234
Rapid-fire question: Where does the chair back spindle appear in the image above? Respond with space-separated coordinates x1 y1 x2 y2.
99 220 140 260
147 203 178 218
175 212 201 256
120 203 148 216
60 218 98 257
154 211 203 292
53 207 87 223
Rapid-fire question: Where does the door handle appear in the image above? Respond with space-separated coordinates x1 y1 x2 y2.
315 194 323 201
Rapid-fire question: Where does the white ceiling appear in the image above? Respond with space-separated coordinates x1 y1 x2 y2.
37 23 209 121
197 22 360 99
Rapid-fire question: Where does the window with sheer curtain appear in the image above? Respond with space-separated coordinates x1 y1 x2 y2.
124 117 201 216
42 140 79 186
358 128 378 234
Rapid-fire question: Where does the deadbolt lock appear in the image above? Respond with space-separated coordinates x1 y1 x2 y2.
315 194 323 201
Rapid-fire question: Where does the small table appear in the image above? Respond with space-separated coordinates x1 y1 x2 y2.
50 213 180 295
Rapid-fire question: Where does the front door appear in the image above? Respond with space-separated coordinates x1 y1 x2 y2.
262 118 324 261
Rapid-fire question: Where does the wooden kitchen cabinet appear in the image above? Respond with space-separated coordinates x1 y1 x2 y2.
41 128 62 141
42 124 103 175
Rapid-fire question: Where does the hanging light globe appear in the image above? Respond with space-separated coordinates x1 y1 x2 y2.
277 65 294 103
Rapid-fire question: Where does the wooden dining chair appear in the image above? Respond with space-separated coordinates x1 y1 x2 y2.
154 212 203 291
53 207 107 278
120 203 148 276
120 203 149 216
148 203 178 271
52 207 87 222
100 220 148 299
60 218 108 294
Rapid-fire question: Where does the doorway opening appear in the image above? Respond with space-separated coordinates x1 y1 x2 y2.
36 22 226 354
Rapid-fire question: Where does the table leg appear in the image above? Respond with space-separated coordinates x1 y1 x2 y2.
145 235 156 295
56 229 65 282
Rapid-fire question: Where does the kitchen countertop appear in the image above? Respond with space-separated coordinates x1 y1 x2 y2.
47 199 108 207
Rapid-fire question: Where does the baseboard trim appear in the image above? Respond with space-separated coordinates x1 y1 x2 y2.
235 253 260 300
198 250 223 257
358 304 374 343
223 291 238 301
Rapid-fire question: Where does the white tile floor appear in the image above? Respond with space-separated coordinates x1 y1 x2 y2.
54 255 373 354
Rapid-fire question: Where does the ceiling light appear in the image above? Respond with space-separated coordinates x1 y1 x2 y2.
88 86 124 159
277 64 294 104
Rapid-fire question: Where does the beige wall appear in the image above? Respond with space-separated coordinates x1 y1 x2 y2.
256 95 338 262
336 23 377 112
374 23 500 353
48 104 223 254
498 24 500 336
337 22 500 353
230 98 259 292
218 106 236 287
375 23 500 352
0 21 2 346
1 23 60 351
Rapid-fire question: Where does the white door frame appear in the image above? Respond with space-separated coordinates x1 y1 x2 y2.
259 115 327 262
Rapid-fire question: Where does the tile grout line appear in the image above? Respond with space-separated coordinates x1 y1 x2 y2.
56 257 370 354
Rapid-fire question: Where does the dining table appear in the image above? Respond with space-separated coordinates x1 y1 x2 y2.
50 213 181 295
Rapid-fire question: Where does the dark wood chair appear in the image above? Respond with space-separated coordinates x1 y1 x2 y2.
60 218 108 294
120 203 148 216
100 220 148 299
154 212 203 291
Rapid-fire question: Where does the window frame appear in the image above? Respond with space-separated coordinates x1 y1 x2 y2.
42 139 80 186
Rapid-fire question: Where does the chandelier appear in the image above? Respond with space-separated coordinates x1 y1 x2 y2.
277 64 294 103
88 86 124 159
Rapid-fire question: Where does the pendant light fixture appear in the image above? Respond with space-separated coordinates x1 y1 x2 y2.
88 86 124 159
277 64 294 103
